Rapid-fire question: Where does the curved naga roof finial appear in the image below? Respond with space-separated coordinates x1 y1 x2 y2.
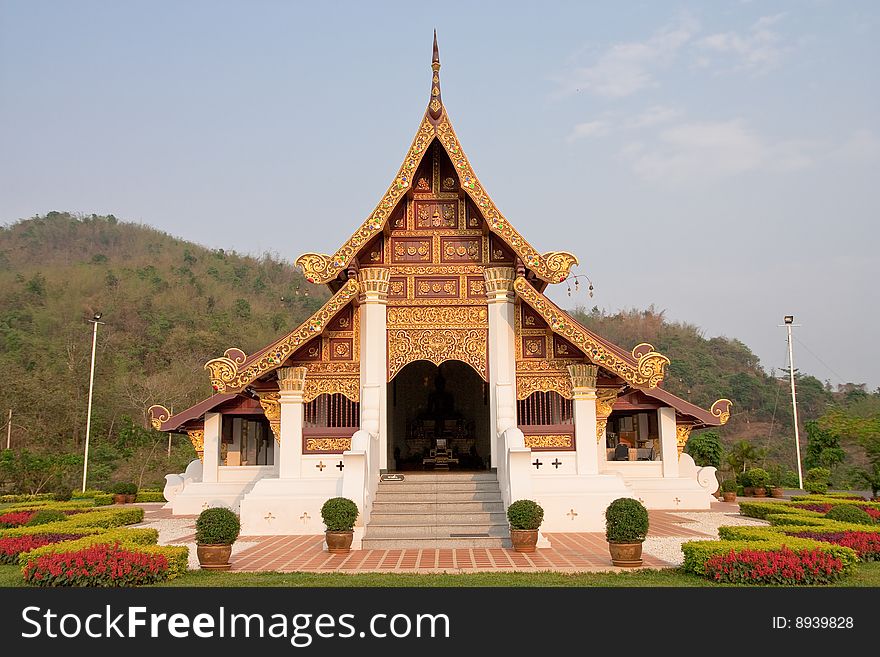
428 29 443 122
711 399 733 425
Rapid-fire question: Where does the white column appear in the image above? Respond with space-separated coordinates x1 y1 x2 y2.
278 366 307 479
568 364 598 475
202 412 221 483
484 267 516 468
358 268 389 469
659 407 679 478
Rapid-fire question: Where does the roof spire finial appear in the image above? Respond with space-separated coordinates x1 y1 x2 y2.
428 29 443 121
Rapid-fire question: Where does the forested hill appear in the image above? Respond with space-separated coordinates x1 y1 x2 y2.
0 212 848 489
0 212 326 488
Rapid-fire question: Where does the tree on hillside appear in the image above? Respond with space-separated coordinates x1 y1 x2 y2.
803 420 845 472
685 430 723 468
725 439 765 474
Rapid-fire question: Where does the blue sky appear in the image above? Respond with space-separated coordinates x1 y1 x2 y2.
1 1 878 388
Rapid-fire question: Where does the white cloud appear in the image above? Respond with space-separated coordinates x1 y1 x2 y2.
698 14 789 73
628 105 683 129
620 119 815 185
567 120 611 142
556 16 700 98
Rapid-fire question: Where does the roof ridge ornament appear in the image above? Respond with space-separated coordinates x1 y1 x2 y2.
428 29 443 122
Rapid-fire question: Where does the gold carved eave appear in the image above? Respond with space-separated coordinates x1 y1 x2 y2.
514 277 669 389
516 375 572 400
295 114 578 285
303 377 360 404
204 279 360 393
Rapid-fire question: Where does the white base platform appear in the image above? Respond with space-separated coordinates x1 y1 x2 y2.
239 477 344 537
168 481 258 515
532 473 636 532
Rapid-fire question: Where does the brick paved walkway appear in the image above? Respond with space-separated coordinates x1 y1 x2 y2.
141 504 735 573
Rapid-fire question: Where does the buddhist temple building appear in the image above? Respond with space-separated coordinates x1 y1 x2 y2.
149 34 731 546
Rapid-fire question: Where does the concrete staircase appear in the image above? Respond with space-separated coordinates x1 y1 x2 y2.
362 472 511 549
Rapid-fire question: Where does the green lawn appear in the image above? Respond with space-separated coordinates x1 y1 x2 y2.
2 562 879 588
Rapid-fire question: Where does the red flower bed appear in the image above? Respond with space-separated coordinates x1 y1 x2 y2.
0 534 83 564
790 531 880 561
704 547 845 584
860 507 880 522
793 503 833 514
22 543 169 587
0 511 36 528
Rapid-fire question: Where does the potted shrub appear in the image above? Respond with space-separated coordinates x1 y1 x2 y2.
747 468 769 497
720 478 737 502
110 482 137 504
321 497 359 553
768 470 785 498
195 507 240 570
738 470 754 497
506 499 544 553
605 497 649 567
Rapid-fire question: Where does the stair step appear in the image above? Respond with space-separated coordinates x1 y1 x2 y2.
380 473 497 483
371 501 504 513
377 481 500 493
361 537 511 549
365 523 509 539
372 491 502 502
366 471 507 548
369 512 508 525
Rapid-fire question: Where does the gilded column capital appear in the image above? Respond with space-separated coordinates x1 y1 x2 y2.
676 424 693 455
358 267 390 301
568 363 598 390
483 267 515 298
277 366 307 394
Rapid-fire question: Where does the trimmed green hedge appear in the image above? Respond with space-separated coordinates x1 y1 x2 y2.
136 491 167 503
1 499 95 512
2 498 189 584
0 506 144 539
17 528 160 565
682 496 880 580
94 493 114 506
0 494 54 504
681 533 859 575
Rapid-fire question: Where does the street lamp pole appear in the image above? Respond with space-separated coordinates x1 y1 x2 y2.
82 313 104 492
782 315 803 490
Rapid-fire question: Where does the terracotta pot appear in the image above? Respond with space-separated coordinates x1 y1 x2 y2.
325 530 354 553
197 544 232 570
722 492 737 502
753 487 767 497
126 494 137 503
770 487 785 498
743 487 755 497
113 494 128 505
510 529 539 553
608 541 643 567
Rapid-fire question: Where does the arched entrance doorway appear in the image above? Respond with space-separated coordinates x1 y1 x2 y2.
387 360 490 471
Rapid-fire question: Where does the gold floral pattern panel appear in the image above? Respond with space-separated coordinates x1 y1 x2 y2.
387 328 487 382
